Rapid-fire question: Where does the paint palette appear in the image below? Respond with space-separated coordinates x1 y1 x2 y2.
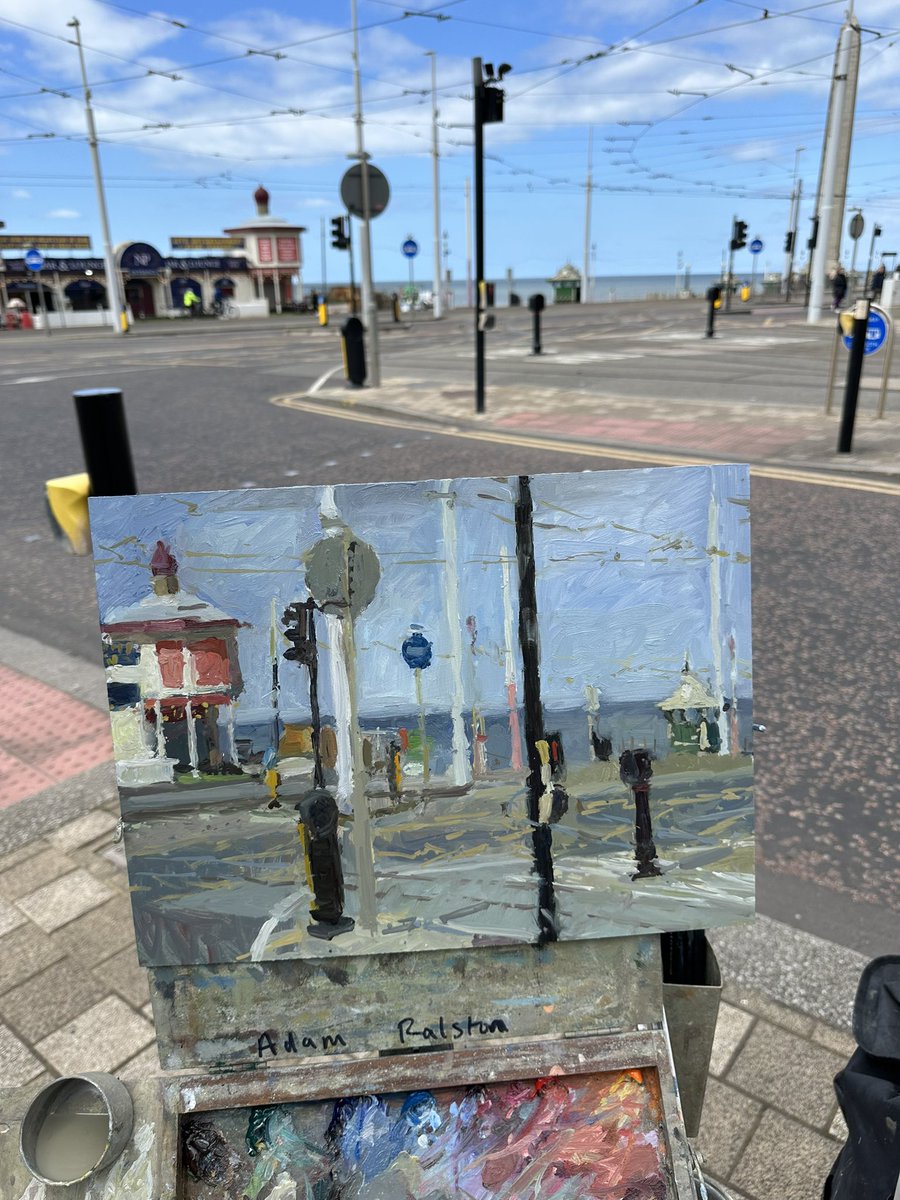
173 1035 694 1199
89 465 753 970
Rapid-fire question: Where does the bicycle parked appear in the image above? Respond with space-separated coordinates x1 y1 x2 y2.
211 297 239 319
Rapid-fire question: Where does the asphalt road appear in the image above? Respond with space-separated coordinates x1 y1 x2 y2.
2 307 898 959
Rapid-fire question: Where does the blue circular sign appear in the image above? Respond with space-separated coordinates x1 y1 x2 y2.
24 249 44 271
401 625 432 670
401 238 418 259
841 306 889 356
749 238 763 254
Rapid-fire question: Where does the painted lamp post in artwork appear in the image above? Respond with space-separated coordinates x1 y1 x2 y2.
619 748 662 880
303 522 381 936
283 598 354 940
401 624 433 784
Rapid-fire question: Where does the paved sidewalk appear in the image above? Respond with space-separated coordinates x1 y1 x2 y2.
0 625 866 1199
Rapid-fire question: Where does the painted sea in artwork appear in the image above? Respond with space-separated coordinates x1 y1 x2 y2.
89 465 753 967
182 1070 673 1199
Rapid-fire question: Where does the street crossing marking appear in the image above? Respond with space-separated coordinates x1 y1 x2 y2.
271 393 900 496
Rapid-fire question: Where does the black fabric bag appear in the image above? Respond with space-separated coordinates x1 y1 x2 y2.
823 956 900 1199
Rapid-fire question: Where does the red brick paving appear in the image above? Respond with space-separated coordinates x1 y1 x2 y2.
0 665 112 809
494 412 808 455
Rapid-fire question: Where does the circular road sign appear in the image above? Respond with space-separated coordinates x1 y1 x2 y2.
340 164 390 220
24 248 44 271
840 304 889 355
749 238 763 254
848 212 865 241
401 237 418 259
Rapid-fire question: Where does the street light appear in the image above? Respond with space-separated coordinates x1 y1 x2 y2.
401 623 433 784
619 749 662 880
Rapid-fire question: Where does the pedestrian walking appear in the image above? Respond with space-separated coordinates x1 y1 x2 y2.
870 263 885 301
831 266 848 311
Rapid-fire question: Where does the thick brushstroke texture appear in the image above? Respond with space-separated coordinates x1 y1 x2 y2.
182 1071 671 1200
90 466 753 967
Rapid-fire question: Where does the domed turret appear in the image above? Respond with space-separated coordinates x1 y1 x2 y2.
254 185 270 217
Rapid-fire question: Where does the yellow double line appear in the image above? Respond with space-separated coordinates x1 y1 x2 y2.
271 393 900 497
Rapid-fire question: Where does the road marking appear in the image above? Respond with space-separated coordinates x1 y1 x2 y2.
308 364 343 394
271 392 900 496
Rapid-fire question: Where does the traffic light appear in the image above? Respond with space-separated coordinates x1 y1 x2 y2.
784 231 794 253
330 216 349 251
730 219 748 251
282 602 314 665
807 216 819 250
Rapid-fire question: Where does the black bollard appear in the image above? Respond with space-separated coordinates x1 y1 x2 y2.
705 285 721 338
295 788 354 938
341 316 367 387
528 292 544 355
619 748 662 880
838 299 869 454
73 388 137 496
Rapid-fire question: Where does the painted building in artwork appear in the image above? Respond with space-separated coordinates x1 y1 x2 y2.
0 185 305 321
101 541 245 787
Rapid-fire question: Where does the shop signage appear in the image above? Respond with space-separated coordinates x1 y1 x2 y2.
171 236 245 250
119 242 165 276
0 234 92 249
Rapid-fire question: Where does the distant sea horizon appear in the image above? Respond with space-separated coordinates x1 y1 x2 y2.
320 272 756 306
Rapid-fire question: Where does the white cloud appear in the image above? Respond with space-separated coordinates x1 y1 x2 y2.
12 187 30 198
47 207 80 219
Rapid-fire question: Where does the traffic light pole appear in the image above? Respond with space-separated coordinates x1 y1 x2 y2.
347 217 358 316
351 0 381 386
725 216 736 313
473 57 486 414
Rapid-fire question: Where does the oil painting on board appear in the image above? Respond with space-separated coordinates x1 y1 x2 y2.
89 464 753 967
181 1069 675 1200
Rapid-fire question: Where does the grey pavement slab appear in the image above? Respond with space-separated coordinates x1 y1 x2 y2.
0 1023 45 1088
14 868 114 933
0 923 66 996
695 1076 762 1180
48 891 137 964
0 847 76 902
730 1109 838 1200
34 995 154 1076
0 957 109 1043
723 1022 845 1128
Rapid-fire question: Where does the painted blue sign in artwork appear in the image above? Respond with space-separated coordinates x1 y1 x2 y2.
24 248 44 271
401 238 419 259
749 238 763 255
841 306 889 356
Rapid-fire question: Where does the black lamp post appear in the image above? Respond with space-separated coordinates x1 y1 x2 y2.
283 598 353 939
619 748 662 880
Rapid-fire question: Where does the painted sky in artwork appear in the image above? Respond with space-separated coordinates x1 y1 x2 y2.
90 464 750 723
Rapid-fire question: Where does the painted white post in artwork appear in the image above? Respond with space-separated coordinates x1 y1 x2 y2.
316 485 379 935
320 487 354 806
707 489 729 755
585 683 600 758
729 630 740 754
438 480 470 787
500 544 523 772
153 699 166 760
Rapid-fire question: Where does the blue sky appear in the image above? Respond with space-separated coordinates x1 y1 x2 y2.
89 466 752 719
2 1 898 281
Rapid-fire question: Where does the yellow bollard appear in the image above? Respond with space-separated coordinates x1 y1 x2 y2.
740 285 750 302
45 472 91 554
318 301 328 327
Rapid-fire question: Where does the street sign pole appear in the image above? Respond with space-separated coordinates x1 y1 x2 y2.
473 57 486 413
350 0 381 387
25 250 50 338
838 298 870 452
